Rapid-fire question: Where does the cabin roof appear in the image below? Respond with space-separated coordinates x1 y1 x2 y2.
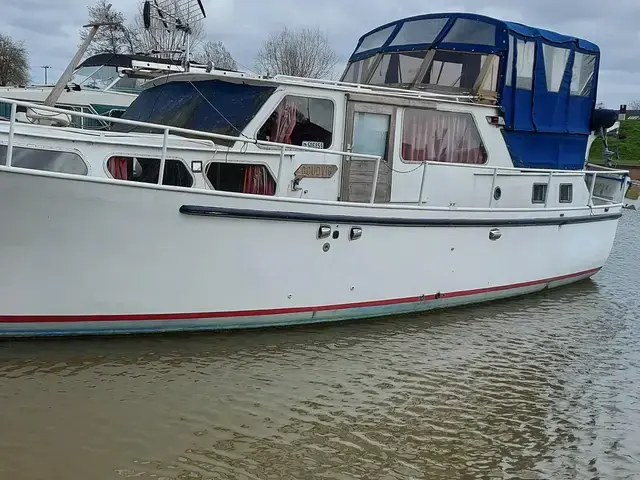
142 71 493 108
77 53 181 69
349 12 598 62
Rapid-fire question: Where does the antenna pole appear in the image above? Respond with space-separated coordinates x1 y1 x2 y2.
184 31 190 72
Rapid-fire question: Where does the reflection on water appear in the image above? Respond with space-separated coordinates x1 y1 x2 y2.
1 212 640 479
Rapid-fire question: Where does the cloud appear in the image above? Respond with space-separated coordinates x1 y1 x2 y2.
0 0 637 107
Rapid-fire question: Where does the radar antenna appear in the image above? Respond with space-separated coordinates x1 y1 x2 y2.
142 0 207 72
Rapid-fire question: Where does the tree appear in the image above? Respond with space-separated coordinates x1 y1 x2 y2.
629 100 640 110
79 0 131 55
193 41 237 70
254 26 338 78
0 32 29 86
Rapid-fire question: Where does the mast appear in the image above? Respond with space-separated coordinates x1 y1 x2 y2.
43 4 120 107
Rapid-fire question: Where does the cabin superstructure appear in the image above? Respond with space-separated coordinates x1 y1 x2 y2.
0 13 625 210
341 13 601 170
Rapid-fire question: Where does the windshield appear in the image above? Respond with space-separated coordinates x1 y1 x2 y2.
112 80 276 145
70 66 120 90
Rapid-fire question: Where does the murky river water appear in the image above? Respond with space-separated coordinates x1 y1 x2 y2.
2 212 640 479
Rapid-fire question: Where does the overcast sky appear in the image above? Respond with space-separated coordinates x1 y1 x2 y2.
1 0 639 107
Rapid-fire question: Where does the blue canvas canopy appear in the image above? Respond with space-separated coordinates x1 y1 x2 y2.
342 13 601 170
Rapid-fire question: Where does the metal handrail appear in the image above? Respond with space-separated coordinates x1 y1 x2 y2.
271 74 478 101
410 158 629 176
0 96 383 203
415 161 629 208
0 96 630 207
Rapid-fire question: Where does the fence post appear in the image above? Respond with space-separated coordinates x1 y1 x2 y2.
544 171 553 208
6 103 17 167
489 167 498 207
418 162 428 204
588 172 597 206
158 128 168 185
276 145 285 196
370 156 381 204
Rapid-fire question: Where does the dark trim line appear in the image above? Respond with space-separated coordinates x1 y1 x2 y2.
179 205 622 227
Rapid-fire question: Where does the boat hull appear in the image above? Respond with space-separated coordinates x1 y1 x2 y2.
0 167 621 337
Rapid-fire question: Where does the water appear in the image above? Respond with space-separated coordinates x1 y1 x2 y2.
1 212 640 480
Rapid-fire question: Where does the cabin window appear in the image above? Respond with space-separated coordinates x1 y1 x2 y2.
111 76 149 92
442 18 496 46
401 108 486 164
205 162 275 196
342 56 375 83
532 183 548 204
106 156 193 187
389 17 448 46
417 51 491 91
479 55 500 92
571 53 596 97
353 112 391 158
355 25 395 53
0 103 10 118
70 66 119 90
257 95 334 149
112 80 277 147
515 39 535 90
543 45 570 93
0 144 88 175
559 183 573 203
56 105 108 130
369 51 428 85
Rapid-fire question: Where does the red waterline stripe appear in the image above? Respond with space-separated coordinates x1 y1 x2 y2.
0 267 601 324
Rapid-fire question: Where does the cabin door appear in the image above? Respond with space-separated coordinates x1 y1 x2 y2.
341 102 395 203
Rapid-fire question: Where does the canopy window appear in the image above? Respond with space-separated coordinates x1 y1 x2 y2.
343 12 601 170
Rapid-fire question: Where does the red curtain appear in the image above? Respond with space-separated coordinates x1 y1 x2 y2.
107 157 129 180
270 99 298 144
401 109 485 164
243 165 275 196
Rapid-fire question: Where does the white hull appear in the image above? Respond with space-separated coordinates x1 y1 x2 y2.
0 167 620 337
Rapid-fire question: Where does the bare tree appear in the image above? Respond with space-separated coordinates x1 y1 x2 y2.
629 100 640 110
0 32 29 86
254 26 338 78
79 0 132 55
192 41 237 70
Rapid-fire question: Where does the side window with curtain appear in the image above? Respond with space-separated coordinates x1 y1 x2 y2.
106 156 194 188
257 95 334 149
400 108 487 164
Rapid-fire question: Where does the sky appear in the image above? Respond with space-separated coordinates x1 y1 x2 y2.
1 0 639 108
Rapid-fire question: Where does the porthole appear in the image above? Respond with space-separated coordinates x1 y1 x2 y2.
493 186 502 201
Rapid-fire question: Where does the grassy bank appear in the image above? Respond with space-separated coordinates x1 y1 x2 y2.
627 185 640 200
589 120 640 165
